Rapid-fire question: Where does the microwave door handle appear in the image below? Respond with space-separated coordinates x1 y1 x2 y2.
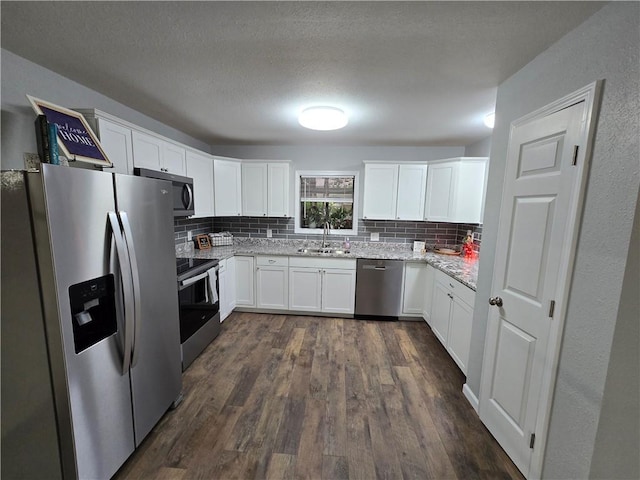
183 184 193 210
108 212 134 374
119 211 143 368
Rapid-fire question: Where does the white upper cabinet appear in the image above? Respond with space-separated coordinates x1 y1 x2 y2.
267 163 290 217
425 157 488 224
131 130 186 176
242 163 268 216
74 109 133 175
362 162 428 220
95 118 133 175
214 158 242 216
185 150 215 218
396 164 429 220
242 161 290 217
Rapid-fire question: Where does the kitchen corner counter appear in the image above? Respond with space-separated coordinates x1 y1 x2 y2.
177 239 479 290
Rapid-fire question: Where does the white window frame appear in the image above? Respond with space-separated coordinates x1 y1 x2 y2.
294 170 359 236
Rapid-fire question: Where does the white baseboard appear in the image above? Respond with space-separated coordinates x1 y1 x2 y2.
462 383 479 414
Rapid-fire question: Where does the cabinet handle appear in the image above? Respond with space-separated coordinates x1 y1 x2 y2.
489 296 503 307
449 283 454 289
263 214 266 216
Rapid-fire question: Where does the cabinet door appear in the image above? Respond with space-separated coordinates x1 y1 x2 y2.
453 159 487 223
362 164 398 220
396 164 428 220
402 263 427 315
132 130 163 171
289 267 322 311
96 118 133 175
268 163 290 217
186 150 215 218
225 256 237 315
214 160 242 216
422 265 435 323
430 281 451 346
242 163 268 217
163 143 186 176
235 256 255 306
321 269 356 314
218 259 229 320
425 162 457 221
448 296 473 374
256 266 288 310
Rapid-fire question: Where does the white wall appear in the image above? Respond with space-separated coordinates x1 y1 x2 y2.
463 136 492 157
1 49 210 170
466 2 639 477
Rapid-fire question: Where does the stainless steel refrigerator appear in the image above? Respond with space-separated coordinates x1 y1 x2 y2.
1 164 182 479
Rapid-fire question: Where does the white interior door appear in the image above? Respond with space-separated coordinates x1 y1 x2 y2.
479 102 586 477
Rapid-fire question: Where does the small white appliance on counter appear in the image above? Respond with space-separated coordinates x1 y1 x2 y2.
1 165 182 480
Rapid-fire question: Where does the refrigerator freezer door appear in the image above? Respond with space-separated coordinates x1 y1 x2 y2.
114 174 182 445
35 165 135 479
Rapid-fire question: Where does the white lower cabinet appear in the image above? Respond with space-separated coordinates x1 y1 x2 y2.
219 257 236 321
429 268 475 375
289 267 323 311
256 256 289 310
288 257 356 314
321 268 356 314
235 256 255 307
402 262 427 316
422 265 435 323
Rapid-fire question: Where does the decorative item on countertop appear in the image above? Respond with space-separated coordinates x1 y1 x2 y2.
462 230 474 257
208 231 233 247
194 234 211 250
413 241 426 253
343 237 351 250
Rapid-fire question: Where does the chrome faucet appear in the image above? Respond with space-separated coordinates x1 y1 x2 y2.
322 220 330 248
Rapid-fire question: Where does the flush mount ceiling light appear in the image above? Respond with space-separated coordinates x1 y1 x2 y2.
298 106 348 131
484 112 496 129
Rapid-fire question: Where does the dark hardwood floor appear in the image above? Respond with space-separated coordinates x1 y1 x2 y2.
115 313 524 480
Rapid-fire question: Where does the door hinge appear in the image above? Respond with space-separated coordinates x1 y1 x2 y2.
530 433 536 449
548 300 556 318
572 145 579 166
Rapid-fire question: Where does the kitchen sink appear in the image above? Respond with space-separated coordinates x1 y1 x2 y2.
297 248 350 255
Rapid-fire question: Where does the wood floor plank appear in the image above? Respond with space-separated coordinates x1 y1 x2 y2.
115 313 524 480
294 398 326 480
322 455 349 480
266 453 297 480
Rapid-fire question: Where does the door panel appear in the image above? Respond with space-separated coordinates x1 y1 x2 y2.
114 174 182 446
479 102 585 476
37 166 135 480
289 268 322 311
490 319 536 430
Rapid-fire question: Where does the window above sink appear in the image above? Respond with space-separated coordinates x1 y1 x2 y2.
294 171 359 236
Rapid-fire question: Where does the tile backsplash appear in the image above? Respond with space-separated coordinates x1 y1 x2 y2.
174 216 482 252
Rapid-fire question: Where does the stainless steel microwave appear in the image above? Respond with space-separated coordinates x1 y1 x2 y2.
134 168 194 217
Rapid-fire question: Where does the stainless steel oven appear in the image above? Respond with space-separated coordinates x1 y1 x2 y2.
176 258 220 370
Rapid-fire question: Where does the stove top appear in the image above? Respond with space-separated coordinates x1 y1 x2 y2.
176 257 219 279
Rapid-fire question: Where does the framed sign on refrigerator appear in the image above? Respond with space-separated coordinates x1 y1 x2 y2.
27 95 112 167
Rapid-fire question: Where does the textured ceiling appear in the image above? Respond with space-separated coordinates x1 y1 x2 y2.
1 1 604 147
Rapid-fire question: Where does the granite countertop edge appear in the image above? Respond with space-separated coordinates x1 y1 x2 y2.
177 240 479 291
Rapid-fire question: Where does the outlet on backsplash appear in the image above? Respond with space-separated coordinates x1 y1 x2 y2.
187 231 192 241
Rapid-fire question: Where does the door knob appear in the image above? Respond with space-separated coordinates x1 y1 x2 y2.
489 296 503 307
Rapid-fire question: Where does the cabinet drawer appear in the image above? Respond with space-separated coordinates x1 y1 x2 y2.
256 255 289 267
289 256 356 270
434 268 475 306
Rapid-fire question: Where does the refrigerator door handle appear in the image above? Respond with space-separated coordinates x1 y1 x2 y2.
119 211 143 368
108 211 134 374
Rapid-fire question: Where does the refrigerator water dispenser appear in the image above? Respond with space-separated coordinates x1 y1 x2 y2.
69 274 117 353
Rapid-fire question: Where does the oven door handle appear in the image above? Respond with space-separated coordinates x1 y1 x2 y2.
180 270 210 287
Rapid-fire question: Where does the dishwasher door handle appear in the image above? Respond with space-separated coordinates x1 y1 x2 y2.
362 265 387 271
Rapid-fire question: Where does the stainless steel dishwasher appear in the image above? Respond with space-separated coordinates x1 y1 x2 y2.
355 259 404 318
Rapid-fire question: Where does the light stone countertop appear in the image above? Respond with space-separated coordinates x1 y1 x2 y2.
176 238 479 291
